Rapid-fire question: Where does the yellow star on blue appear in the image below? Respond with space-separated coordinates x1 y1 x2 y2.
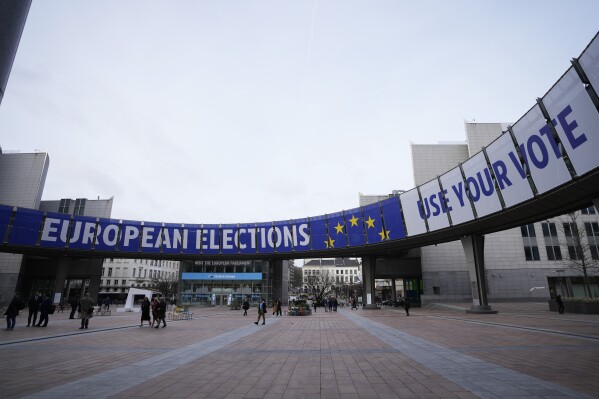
324 237 335 248
378 228 390 240
365 216 375 229
334 222 344 234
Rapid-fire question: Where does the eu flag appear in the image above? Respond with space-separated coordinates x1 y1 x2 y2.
381 197 406 240
309 214 328 250
327 211 347 248
361 203 385 244
344 207 365 246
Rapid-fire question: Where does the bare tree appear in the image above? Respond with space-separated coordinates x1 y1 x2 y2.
558 211 599 298
304 269 335 305
137 276 178 303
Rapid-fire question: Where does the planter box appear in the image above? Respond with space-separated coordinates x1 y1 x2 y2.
548 300 599 314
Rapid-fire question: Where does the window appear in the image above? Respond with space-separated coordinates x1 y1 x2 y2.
521 224 536 237
585 222 599 260
114 279 118 285
58 199 71 214
521 224 540 261
581 206 596 215
106 280 110 285
73 198 86 216
122 280 126 285
542 222 562 260
563 223 578 237
108 268 113 277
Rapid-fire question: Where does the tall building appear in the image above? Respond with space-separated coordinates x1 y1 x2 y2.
0 150 49 303
406 122 599 303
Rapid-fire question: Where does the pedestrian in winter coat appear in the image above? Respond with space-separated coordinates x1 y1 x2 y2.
36 293 52 327
79 293 95 330
27 292 42 327
155 298 167 328
141 297 152 326
4 293 25 330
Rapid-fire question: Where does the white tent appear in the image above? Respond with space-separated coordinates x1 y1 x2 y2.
120 288 160 312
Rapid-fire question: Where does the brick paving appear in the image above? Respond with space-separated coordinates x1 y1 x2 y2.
1 303 598 398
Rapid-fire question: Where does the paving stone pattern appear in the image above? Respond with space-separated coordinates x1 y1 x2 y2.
0 302 597 398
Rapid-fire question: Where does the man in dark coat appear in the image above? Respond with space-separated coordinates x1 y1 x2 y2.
27 291 42 327
4 293 25 330
155 298 167 328
69 296 79 319
79 293 95 330
36 293 52 327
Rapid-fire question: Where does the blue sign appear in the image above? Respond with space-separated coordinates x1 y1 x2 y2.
181 272 262 280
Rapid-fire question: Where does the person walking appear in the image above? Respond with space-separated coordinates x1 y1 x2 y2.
276 299 282 317
403 297 411 316
69 296 79 319
140 297 152 326
36 293 52 327
151 298 159 327
556 294 565 314
27 291 42 327
4 293 25 330
272 299 279 316
79 293 95 330
242 299 250 316
155 298 167 328
254 298 266 325
102 296 111 311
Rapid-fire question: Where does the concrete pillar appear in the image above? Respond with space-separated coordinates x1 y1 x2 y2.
361 256 379 309
52 259 70 304
460 235 497 314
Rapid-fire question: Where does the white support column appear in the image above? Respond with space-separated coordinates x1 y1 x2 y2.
361 256 379 309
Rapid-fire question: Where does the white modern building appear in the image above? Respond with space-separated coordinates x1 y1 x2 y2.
362 122 599 304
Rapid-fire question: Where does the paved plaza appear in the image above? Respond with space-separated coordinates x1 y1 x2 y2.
1 302 598 399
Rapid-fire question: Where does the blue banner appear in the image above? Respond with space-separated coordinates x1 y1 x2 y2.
182 224 201 255
118 220 141 253
0 205 12 243
8 208 43 246
274 221 293 253
344 207 365 246
39 211 71 248
141 222 162 254
70 216 101 251
221 224 239 255
257 221 275 254
238 223 257 255
182 272 262 281
327 211 347 248
202 224 220 255
310 215 328 250
162 223 183 255
380 197 406 241
288 218 310 252
362 203 385 243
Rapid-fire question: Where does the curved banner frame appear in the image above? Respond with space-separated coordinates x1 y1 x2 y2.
2 33 599 258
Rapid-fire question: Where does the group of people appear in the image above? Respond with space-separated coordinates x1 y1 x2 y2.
4 291 97 330
140 297 167 328
4 291 55 330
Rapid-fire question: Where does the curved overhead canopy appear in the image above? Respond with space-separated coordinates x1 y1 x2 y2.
2 32 599 260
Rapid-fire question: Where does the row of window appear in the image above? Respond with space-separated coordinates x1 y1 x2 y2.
521 221 599 261
304 269 358 276
107 258 178 268
58 198 86 215
103 267 176 280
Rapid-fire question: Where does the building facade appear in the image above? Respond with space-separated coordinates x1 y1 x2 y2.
302 258 361 298
411 122 599 303
0 150 49 304
100 258 180 303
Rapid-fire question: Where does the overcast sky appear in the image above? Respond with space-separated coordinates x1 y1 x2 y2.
1 1 598 226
